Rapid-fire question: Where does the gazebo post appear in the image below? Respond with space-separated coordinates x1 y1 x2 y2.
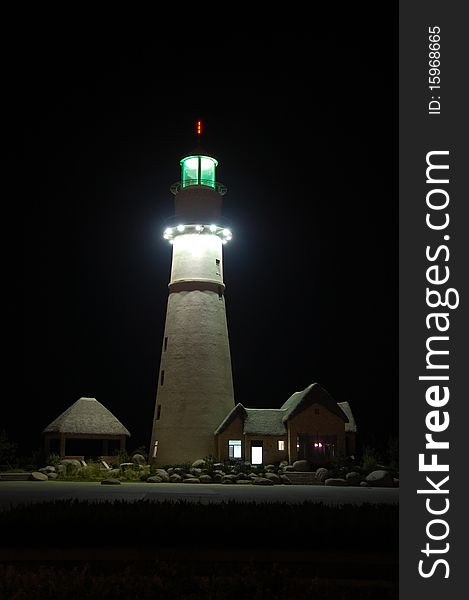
102 439 109 456
44 435 50 458
120 434 126 451
59 433 66 457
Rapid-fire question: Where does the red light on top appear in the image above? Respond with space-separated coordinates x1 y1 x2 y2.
197 120 202 136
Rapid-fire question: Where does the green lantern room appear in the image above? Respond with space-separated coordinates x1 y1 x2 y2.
181 154 218 189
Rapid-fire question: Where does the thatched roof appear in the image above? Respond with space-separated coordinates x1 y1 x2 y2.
243 409 286 436
214 403 247 435
215 384 355 436
281 383 348 423
42 397 131 436
338 401 357 432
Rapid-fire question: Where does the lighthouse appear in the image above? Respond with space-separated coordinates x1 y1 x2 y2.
150 122 235 465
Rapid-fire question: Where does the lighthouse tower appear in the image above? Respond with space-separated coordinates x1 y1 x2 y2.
150 122 235 465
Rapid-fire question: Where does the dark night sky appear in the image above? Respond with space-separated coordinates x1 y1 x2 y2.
12 12 397 456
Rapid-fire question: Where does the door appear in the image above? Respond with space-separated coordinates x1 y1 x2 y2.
251 440 263 465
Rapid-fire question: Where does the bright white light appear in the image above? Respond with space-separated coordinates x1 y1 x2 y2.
163 233 170 239
318 443 323 448
222 239 227 244
169 239 174 245
195 224 203 231
164 227 173 235
314 443 318 448
222 228 231 237
209 224 217 232
177 224 185 232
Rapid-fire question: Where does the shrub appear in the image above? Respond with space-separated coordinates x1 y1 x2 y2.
361 446 380 473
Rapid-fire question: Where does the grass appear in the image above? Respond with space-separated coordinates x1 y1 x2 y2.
0 563 398 600
0 499 398 553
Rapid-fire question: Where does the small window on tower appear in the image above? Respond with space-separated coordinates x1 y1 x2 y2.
217 285 223 299
216 259 220 266
157 405 162 420
278 440 285 451
160 370 165 386
152 441 159 458
164 337 168 352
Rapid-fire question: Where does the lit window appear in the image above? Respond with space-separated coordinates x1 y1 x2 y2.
200 157 216 188
228 439 242 459
278 440 285 451
156 405 162 420
152 441 159 458
181 157 198 187
160 370 165 386
251 447 263 465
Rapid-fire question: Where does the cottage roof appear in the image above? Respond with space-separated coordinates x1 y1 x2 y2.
214 403 247 435
243 409 287 436
281 383 349 423
214 384 353 436
42 397 131 436
338 401 357 432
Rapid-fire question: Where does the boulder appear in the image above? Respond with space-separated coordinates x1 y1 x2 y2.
315 468 330 482
221 477 235 484
192 459 206 468
213 474 223 482
345 471 361 486
365 470 394 487
119 462 135 470
47 472 58 480
293 460 310 472
360 481 371 487
252 477 274 486
190 468 202 476
167 467 175 475
30 471 48 481
147 475 163 483
213 469 226 476
131 454 146 465
182 478 200 483
154 469 170 482
283 465 294 472
101 478 121 485
173 468 184 475
213 463 224 470
265 473 280 483
199 474 213 483
279 460 289 468
60 459 81 468
236 479 252 485
280 475 292 485
45 465 56 473
265 464 276 472
325 478 347 486
169 474 183 483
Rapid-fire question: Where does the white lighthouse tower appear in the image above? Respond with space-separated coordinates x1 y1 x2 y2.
150 122 235 465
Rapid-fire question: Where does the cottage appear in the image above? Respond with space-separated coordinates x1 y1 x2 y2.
42 397 130 461
214 383 357 465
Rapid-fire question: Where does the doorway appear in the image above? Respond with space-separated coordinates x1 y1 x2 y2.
251 440 263 465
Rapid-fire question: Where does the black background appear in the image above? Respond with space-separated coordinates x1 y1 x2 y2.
11 10 397 457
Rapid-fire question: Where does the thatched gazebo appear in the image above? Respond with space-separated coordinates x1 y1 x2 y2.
42 397 131 460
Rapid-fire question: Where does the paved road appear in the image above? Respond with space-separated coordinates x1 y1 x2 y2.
0 481 398 509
